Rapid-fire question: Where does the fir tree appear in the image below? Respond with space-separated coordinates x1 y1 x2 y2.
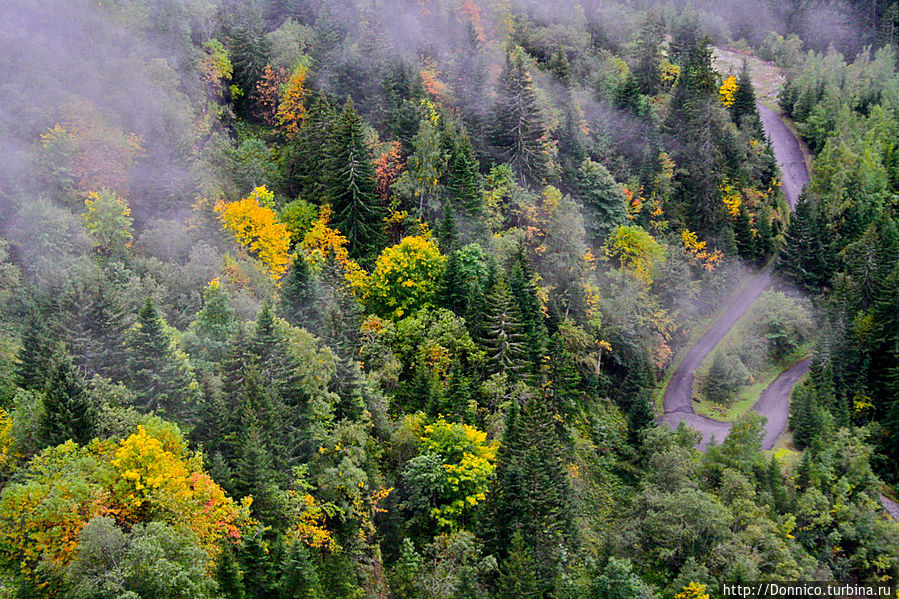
16 314 53 391
328 99 384 260
507 251 547 376
777 192 829 291
733 205 756 259
41 349 96 447
576 158 626 246
485 398 576 595
124 298 193 414
443 118 481 212
437 201 458 253
278 543 323 599
754 210 774 261
493 46 551 184
478 278 530 376
280 254 320 329
282 94 337 199
732 60 762 130
216 545 246 599
496 532 541 599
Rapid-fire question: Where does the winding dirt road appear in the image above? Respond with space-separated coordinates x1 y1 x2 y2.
658 101 809 449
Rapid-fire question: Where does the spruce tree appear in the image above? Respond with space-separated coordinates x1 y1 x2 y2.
443 119 481 212
280 253 321 329
732 60 762 130
216 545 246 599
278 543 323 599
16 314 53 391
485 398 576 595
328 99 384 260
777 192 828 291
493 46 551 184
478 278 530 377
496 532 541 599
734 204 756 259
576 158 626 246
507 251 547 376
437 201 459 253
41 349 96 447
754 210 774 261
283 94 337 199
124 298 192 414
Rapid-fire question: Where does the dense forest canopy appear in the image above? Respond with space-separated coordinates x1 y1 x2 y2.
0 0 898 597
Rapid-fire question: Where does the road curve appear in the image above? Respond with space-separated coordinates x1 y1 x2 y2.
758 103 809 209
658 101 810 448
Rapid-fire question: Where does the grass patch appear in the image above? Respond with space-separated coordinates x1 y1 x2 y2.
694 347 810 421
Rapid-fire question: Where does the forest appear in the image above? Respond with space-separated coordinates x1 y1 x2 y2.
0 0 897 597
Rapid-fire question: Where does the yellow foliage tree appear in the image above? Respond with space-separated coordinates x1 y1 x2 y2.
83 189 134 256
361 235 445 319
720 179 742 216
276 66 308 137
215 186 292 280
676 582 711 599
0 425 250 583
719 75 737 107
603 225 665 285
300 204 367 287
681 229 723 271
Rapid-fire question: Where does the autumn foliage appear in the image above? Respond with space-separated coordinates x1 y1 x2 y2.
0 424 250 583
276 66 309 137
215 186 293 280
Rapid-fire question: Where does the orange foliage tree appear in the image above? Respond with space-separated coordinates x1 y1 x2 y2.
252 63 289 125
276 66 309 137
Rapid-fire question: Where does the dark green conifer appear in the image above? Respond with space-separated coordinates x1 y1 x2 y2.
493 46 551 184
16 314 53 391
41 349 96 447
328 99 384 260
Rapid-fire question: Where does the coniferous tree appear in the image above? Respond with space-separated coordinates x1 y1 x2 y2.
16 314 53 391
777 193 829 291
734 205 756 259
124 298 193 414
278 543 323 599
478 278 530 376
281 254 319 329
283 94 337 199
507 251 547 376
631 11 665 95
437 201 458 252
41 349 96 447
216 545 246 599
328 99 384 260
496 532 541 599
443 119 481 212
732 60 761 130
493 46 551 184
754 210 774 261
485 398 576 595
577 158 626 246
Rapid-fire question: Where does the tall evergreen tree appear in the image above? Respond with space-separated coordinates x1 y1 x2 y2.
493 46 551 184
733 205 756 259
443 118 481 212
485 398 576 595
16 314 53 391
576 158 626 246
278 543 323 599
124 298 194 414
777 193 829 291
496 532 541 599
283 94 337 199
732 60 762 130
41 349 96 447
328 99 385 259
507 250 547 376
280 254 321 329
477 278 530 376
